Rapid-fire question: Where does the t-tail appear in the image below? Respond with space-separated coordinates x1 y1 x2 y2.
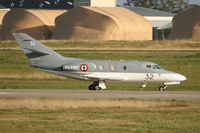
13 33 79 69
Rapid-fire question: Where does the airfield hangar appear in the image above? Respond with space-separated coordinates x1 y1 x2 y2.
0 9 64 40
169 5 200 40
0 0 177 41
0 9 9 40
52 6 152 41
125 6 175 40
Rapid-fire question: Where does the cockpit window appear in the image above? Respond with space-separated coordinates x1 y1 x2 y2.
146 65 161 69
155 65 161 69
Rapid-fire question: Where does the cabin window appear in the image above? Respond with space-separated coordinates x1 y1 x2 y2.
99 65 104 71
146 65 151 69
110 64 117 72
123 66 127 70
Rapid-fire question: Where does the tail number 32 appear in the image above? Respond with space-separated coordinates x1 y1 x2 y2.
145 74 154 80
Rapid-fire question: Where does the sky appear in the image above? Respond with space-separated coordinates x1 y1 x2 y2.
117 0 200 5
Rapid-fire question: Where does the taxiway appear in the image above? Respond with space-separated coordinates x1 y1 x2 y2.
0 90 200 101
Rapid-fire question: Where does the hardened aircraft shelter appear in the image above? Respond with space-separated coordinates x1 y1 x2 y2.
0 9 9 39
52 6 152 41
1 9 64 40
169 5 200 40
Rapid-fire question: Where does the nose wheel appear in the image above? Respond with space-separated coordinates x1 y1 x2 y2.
159 85 167 91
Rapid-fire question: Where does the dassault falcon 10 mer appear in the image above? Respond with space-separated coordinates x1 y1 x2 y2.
13 33 186 91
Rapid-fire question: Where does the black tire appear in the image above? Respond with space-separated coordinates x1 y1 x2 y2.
95 86 102 90
159 86 164 91
89 84 95 90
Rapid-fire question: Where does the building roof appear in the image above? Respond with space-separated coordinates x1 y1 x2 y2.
125 6 175 17
158 22 172 29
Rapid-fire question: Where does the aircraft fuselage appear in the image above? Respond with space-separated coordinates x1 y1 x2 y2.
13 33 187 91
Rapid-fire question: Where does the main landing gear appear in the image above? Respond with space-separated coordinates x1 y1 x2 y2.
89 81 101 90
88 81 106 90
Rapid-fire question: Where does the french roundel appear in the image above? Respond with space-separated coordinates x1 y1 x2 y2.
80 64 88 72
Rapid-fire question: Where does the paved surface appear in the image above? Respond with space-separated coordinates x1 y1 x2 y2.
0 90 200 101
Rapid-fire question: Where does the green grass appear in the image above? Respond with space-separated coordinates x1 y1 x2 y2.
0 50 199 90
1 40 200 50
0 41 199 133
0 40 200 90
0 103 199 133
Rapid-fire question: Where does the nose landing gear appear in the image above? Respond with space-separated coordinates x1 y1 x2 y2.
159 85 167 91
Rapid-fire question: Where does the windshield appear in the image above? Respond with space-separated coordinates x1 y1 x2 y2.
155 65 161 69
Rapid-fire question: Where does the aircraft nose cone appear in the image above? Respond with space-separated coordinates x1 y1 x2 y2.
177 74 187 81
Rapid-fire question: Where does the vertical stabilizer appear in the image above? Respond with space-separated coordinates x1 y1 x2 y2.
13 33 66 68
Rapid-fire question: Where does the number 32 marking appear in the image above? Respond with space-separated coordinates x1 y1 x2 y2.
145 74 154 80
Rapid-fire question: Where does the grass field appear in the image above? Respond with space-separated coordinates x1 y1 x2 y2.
0 40 200 90
0 49 199 90
0 99 199 133
1 40 200 51
0 40 200 133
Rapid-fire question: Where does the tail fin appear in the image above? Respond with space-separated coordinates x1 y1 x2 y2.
13 33 65 68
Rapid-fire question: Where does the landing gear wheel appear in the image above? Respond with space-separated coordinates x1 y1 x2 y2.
88 81 104 90
89 84 95 90
159 86 165 91
159 85 167 91
95 86 101 90
88 84 102 90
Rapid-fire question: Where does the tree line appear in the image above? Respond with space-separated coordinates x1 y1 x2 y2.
124 0 189 13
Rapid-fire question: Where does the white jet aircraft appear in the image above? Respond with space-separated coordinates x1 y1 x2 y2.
13 33 187 91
